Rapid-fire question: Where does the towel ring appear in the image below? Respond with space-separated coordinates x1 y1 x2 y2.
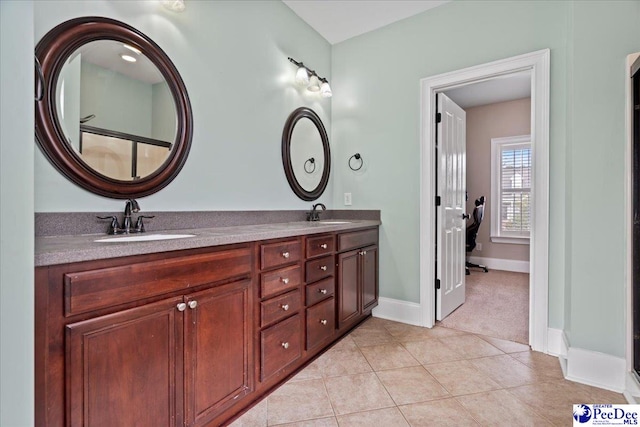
348 153 363 171
304 157 316 173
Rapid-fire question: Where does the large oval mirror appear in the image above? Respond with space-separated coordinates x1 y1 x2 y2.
281 107 330 201
35 17 193 198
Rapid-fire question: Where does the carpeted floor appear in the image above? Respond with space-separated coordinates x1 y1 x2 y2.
438 269 530 344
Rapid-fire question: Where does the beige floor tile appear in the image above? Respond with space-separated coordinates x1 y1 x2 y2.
350 327 396 347
470 354 541 387
477 335 531 353
509 351 564 379
376 366 449 405
424 360 502 396
289 359 324 382
402 338 465 365
273 417 339 427
329 335 358 351
399 398 480 426
267 379 334 425
314 348 373 378
456 389 553 426
508 379 627 425
359 317 397 330
230 398 268 427
440 334 505 359
359 343 421 371
383 322 442 342
335 407 409 427
324 372 395 415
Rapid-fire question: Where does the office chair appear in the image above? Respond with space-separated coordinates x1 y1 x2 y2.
466 196 489 275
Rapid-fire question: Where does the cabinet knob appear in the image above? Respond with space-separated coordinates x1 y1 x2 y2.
363 250 367 255
320 319 328 325
319 289 327 295
188 300 198 309
177 302 187 312
281 342 289 349
320 243 328 249
281 277 289 284
281 304 289 311
282 251 290 259
320 265 327 271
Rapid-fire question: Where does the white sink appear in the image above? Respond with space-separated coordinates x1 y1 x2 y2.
95 233 195 243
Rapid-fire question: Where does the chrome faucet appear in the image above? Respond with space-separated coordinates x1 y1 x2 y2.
307 203 326 221
97 199 153 235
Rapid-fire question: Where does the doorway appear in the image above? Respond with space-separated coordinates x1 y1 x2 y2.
419 49 550 353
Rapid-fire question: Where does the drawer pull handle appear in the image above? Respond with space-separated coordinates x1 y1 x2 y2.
281 277 289 284
319 289 327 295
282 252 290 259
363 250 367 255
281 304 289 311
320 319 328 325
320 243 328 249
188 300 197 310
177 303 187 312
320 265 327 271
281 342 289 349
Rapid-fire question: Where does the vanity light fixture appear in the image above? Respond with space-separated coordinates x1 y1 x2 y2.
288 57 332 98
123 44 141 55
121 54 137 63
162 0 186 12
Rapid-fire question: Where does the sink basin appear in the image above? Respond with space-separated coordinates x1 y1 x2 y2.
317 221 352 224
95 233 195 243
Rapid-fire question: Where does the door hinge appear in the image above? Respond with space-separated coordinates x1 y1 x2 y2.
435 196 441 206
435 279 441 290
436 112 442 123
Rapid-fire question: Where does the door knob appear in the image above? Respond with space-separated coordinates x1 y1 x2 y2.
462 213 470 220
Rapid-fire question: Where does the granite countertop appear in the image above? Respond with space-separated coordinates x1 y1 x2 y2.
35 219 381 267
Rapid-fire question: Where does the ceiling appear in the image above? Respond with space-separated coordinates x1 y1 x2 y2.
282 0 449 45
282 1 531 108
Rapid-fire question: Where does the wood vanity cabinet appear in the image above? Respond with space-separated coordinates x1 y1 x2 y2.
36 244 254 427
304 234 336 350
336 228 379 332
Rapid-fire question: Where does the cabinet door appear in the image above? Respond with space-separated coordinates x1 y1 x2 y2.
362 246 378 312
184 279 253 427
337 249 360 328
66 296 184 427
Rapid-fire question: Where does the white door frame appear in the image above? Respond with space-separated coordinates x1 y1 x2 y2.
419 49 551 352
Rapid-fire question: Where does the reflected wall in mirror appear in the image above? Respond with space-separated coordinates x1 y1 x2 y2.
282 107 330 201
35 17 192 198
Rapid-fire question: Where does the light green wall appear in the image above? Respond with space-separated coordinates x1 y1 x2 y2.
331 0 639 357
1 1 34 425
34 0 332 212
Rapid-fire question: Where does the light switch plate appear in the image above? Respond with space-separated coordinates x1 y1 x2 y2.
344 193 352 206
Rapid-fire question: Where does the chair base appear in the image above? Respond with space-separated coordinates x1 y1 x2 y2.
465 261 489 276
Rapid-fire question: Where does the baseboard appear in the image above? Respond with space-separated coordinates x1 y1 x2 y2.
547 328 568 357
625 372 640 403
467 256 530 273
372 297 423 326
565 346 625 393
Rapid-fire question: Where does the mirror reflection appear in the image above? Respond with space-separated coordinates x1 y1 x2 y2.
290 117 324 192
56 40 177 180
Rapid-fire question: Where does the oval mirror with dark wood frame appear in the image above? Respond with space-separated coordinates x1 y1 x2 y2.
282 107 331 201
35 16 193 199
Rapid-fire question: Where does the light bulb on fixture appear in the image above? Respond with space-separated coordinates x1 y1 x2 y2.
320 78 332 98
295 66 310 85
162 0 186 12
307 75 321 92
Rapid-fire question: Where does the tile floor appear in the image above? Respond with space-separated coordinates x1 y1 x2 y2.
230 317 625 426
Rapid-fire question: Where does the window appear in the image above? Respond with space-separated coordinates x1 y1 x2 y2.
490 135 531 244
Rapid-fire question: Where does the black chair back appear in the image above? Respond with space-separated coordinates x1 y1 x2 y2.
466 196 485 253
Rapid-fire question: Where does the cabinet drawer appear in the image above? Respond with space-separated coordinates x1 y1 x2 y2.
261 314 302 381
305 255 334 283
64 247 252 316
337 228 378 252
261 290 301 327
306 297 335 350
260 240 302 270
261 264 301 298
306 277 335 307
306 234 335 259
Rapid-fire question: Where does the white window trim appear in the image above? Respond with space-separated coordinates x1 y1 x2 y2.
490 134 531 245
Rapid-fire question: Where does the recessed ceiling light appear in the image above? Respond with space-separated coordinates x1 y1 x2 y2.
162 0 186 12
123 44 141 55
121 54 137 63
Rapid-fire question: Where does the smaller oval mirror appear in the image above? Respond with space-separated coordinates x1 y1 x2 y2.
282 108 330 201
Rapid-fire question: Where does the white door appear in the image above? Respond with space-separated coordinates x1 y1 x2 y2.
436 93 467 320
